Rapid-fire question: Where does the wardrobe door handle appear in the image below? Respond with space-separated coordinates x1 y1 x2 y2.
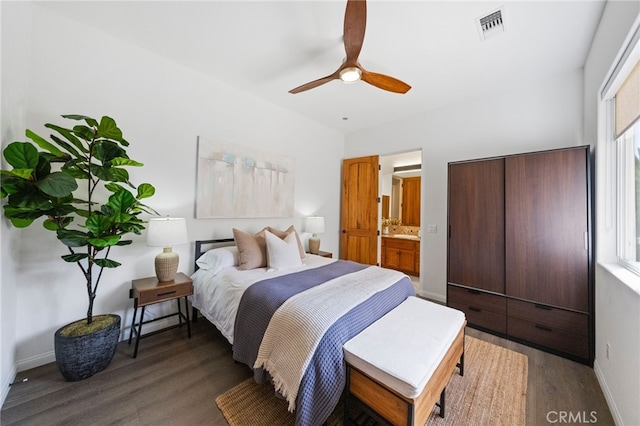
535 324 553 332
468 306 482 312
467 289 482 295
534 304 553 311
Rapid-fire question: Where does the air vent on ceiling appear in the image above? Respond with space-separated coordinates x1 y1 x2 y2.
476 7 505 41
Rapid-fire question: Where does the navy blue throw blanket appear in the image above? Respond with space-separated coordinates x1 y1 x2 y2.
232 260 415 426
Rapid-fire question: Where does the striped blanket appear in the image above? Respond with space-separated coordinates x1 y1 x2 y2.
232 260 415 426
254 265 406 411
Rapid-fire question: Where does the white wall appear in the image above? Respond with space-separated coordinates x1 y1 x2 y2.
345 68 584 301
585 1 640 424
0 2 344 388
0 1 31 405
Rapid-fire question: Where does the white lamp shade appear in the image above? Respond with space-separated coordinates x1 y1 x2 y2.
305 216 325 234
146 217 188 248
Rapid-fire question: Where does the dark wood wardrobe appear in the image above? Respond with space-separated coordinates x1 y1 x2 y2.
447 146 593 365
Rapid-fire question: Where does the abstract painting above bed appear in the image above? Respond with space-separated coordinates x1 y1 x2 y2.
195 138 295 218
190 238 415 426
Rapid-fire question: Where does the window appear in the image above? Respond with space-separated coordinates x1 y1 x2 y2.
618 120 640 274
603 19 640 275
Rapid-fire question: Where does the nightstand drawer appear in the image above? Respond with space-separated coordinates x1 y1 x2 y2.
130 272 193 307
136 281 192 305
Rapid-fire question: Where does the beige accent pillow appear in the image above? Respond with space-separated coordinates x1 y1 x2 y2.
232 228 267 270
267 225 306 258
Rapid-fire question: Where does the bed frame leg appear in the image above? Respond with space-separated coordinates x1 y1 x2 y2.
457 329 465 376
192 307 198 323
437 388 445 418
344 365 351 425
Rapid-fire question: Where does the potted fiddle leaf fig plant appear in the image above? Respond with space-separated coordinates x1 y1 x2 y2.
0 114 157 381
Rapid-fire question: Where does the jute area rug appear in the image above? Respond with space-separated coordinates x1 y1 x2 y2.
216 336 528 426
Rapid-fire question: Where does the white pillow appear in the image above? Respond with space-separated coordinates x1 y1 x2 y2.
265 230 303 270
195 246 239 274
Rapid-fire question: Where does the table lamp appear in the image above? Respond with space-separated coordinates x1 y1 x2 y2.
305 216 325 255
146 217 188 281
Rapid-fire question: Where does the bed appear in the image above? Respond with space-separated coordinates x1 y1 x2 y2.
190 231 415 426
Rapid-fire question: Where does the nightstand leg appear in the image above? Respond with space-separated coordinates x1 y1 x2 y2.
133 306 146 358
185 296 191 338
177 298 183 327
128 305 138 345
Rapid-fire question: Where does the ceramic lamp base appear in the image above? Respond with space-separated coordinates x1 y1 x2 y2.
308 236 321 255
155 247 179 282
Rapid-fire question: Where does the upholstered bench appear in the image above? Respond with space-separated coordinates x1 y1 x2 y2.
343 296 466 426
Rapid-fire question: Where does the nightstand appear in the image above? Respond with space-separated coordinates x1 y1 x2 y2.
128 272 193 358
308 250 333 258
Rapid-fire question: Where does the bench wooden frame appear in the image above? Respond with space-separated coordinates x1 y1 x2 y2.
344 322 466 426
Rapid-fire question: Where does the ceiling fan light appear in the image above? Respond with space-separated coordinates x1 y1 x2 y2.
340 67 362 83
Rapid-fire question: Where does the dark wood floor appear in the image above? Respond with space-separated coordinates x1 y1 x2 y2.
1 320 614 425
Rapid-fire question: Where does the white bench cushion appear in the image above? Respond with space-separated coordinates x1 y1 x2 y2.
343 296 466 399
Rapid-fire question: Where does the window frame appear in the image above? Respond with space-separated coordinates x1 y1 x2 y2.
616 120 640 275
600 15 640 276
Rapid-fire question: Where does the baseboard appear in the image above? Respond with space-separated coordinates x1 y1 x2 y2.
417 290 446 304
594 358 622 425
1 364 17 408
16 350 55 373
8 314 181 381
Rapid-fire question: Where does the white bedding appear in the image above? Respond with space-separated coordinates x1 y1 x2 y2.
189 254 335 344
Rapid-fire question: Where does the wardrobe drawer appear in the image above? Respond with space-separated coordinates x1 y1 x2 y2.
507 299 588 336
448 301 506 334
448 286 506 315
508 317 589 359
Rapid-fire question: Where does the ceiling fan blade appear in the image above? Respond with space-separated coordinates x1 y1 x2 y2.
289 72 340 94
361 69 411 94
288 0 412 95
343 0 367 62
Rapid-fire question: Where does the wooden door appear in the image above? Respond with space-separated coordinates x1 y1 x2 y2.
505 147 589 312
448 158 505 293
401 177 421 226
340 155 379 264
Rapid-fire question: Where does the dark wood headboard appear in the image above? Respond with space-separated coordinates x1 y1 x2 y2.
194 238 235 271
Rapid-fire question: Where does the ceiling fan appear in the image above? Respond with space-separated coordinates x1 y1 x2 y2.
289 0 411 95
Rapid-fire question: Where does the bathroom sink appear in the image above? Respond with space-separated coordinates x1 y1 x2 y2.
391 234 419 240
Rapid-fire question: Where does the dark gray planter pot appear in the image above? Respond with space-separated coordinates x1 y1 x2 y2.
54 314 121 381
